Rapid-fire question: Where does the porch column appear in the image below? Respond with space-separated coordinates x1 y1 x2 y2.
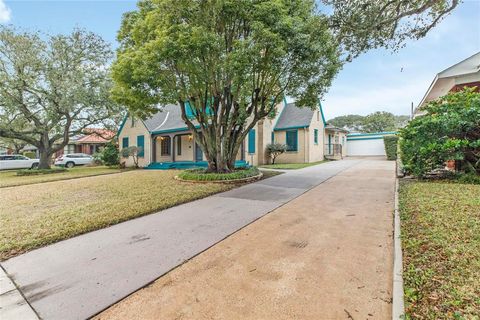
152 136 156 163
170 134 175 162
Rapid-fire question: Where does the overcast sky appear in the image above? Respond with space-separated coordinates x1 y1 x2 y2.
2 0 480 120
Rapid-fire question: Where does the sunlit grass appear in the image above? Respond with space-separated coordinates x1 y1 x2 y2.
399 181 480 319
0 166 123 188
0 170 234 260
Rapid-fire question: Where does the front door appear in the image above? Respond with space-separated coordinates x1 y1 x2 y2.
195 143 203 162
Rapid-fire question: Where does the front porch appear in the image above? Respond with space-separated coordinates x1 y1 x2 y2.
148 131 246 170
145 160 249 170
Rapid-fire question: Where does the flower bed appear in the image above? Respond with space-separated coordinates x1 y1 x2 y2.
176 167 262 183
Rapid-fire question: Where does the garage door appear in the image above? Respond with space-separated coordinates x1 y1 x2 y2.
346 132 396 156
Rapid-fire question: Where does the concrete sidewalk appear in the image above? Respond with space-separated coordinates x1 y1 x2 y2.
97 158 395 320
1 159 361 320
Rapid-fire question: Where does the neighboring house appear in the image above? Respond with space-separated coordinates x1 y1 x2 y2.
414 51 480 117
58 129 115 157
117 99 348 168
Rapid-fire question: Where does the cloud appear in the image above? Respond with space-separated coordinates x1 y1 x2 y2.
0 0 11 23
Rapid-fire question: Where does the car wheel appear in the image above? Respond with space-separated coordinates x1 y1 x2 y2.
66 162 75 168
31 163 39 169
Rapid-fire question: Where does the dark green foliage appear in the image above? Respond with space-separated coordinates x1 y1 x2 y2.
454 173 480 185
16 167 67 176
383 135 398 160
328 112 408 132
100 142 120 166
400 88 480 177
22 152 36 159
178 167 260 182
328 114 365 131
266 143 287 164
363 111 396 133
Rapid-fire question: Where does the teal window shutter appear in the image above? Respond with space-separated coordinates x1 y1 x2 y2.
122 137 129 148
271 131 274 143
314 129 318 144
286 130 298 151
137 135 145 157
185 101 195 119
248 129 256 153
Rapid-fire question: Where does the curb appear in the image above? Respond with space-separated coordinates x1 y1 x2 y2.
392 178 405 319
174 172 263 184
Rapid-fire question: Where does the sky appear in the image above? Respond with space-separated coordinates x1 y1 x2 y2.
1 0 480 120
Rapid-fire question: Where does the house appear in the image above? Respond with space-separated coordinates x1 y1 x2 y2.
117 99 348 168
59 129 115 157
414 51 480 117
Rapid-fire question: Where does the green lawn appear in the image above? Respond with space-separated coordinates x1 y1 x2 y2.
0 169 280 260
399 181 480 319
0 165 124 188
259 160 328 170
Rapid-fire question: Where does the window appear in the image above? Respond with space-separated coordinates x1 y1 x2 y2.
161 136 171 156
314 129 318 144
177 136 182 156
286 130 298 151
122 137 129 148
137 135 145 157
248 129 256 153
271 131 274 144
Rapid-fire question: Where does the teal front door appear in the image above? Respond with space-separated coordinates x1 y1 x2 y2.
195 143 203 162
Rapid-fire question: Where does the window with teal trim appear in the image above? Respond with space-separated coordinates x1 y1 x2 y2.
286 130 298 151
122 137 129 148
248 129 256 153
314 129 318 144
137 135 145 157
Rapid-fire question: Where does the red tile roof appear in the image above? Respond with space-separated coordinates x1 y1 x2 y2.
76 129 115 144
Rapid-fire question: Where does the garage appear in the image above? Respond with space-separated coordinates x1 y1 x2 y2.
346 132 396 156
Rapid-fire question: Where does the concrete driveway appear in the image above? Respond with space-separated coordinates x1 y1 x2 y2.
96 158 395 320
1 158 378 320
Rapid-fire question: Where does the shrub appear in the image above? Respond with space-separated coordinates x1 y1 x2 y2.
454 173 480 185
121 146 142 168
266 143 287 164
383 135 398 160
16 167 67 176
400 88 480 177
100 142 120 166
178 167 260 182
22 151 36 159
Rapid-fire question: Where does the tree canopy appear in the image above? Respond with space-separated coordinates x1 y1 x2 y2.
400 88 480 177
328 111 409 132
0 27 121 168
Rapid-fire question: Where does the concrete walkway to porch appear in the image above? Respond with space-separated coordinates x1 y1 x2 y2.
1 158 393 320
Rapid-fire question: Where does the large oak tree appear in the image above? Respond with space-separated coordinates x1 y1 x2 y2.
0 27 120 168
112 0 459 173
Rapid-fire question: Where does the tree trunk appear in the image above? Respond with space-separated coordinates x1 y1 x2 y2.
38 147 52 169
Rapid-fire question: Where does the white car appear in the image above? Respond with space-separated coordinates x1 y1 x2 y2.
0 154 39 170
55 153 94 168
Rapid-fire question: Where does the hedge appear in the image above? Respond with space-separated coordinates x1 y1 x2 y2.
16 167 67 176
383 135 398 160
